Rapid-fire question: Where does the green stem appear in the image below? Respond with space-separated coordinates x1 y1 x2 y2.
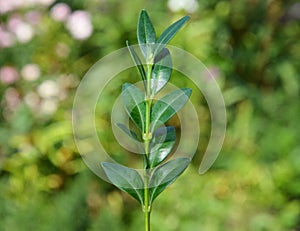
144 169 150 231
143 62 153 231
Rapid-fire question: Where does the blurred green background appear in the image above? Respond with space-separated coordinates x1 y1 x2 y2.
0 0 300 230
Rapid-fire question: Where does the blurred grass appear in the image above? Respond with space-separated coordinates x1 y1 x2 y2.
0 0 300 230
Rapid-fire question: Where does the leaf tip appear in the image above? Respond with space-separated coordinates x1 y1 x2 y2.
122 82 131 91
182 88 192 97
140 9 147 15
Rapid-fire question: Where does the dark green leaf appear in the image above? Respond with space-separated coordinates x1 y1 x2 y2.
137 10 156 59
151 48 172 95
149 126 176 168
102 162 144 205
155 16 190 56
149 157 190 203
116 123 140 141
122 83 146 132
150 88 192 131
126 40 147 88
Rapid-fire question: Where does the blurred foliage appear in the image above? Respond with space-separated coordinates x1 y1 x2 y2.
0 0 300 230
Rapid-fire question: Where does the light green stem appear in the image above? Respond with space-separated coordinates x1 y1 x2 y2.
143 63 153 231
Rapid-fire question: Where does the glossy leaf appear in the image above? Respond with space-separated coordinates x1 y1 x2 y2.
102 162 144 205
150 88 192 131
126 40 147 88
149 126 176 168
155 16 190 56
116 123 140 141
151 48 172 95
149 157 190 203
137 10 156 59
122 83 146 132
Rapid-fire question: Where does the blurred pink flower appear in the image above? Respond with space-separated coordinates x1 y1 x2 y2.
0 29 15 47
7 14 34 43
203 66 221 82
7 14 23 32
21 64 41 81
0 66 19 84
4 87 20 110
25 11 42 25
0 0 23 14
36 0 55 7
66 11 93 40
50 3 71 22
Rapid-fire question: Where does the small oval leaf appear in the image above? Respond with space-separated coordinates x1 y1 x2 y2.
150 88 192 131
102 162 144 205
116 123 140 141
126 40 147 88
155 15 190 56
149 157 190 203
137 10 156 59
122 83 146 132
149 126 176 168
151 48 172 94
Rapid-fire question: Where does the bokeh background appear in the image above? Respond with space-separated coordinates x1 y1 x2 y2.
1 0 300 230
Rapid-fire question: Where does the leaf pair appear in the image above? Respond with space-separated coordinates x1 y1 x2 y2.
121 84 191 136
137 10 190 61
101 157 190 205
126 42 172 95
117 122 176 168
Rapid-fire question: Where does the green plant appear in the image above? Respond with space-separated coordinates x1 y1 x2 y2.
101 10 190 231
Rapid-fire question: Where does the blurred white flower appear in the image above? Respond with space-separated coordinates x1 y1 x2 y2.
40 99 58 115
24 91 40 109
66 11 93 40
13 22 34 43
168 0 199 13
55 42 70 58
58 74 79 88
50 3 71 22
0 66 19 84
37 80 60 98
21 64 41 81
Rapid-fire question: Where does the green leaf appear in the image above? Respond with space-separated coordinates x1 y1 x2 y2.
149 157 190 203
155 16 190 56
149 126 176 168
126 40 147 88
151 48 172 95
150 88 192 131
137 10 156 59
102 162 144 205
116 123 140 141
122 83 146 132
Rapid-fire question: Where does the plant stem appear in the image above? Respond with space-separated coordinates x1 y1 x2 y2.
143 62 153 231
144 170 150 231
